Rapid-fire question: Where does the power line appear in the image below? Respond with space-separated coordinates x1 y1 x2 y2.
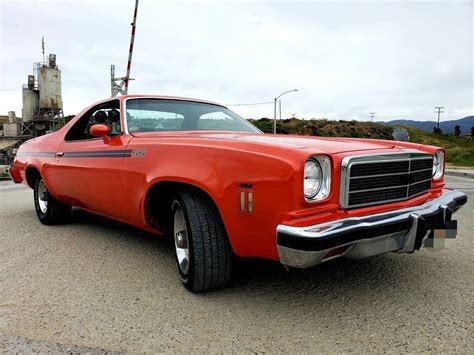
375 110 433 117
226 101 273 107
434 106 444 130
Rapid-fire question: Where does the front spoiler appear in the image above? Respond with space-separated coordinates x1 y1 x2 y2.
277 190 467 268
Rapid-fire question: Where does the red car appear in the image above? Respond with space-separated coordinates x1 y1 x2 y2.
10 95 467 292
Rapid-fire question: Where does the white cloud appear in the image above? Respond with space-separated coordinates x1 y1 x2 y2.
1 0 472 121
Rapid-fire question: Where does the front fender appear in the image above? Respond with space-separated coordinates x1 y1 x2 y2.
122 142 297 259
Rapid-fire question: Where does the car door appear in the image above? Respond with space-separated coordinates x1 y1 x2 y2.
51 99 132 221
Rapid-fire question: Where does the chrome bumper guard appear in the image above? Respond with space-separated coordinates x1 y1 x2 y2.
277 190 467 268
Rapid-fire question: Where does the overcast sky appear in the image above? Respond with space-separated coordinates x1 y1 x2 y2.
0 0 472 121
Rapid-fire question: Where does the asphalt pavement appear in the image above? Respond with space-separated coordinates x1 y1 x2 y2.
0 176 473 352
446 168 474 179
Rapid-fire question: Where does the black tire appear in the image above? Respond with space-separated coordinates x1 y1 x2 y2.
171 189 232 293
34 177 71 225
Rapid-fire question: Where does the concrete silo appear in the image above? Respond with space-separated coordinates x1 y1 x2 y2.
1 51 65 165
22 75 39 122
38 54 63 114
31 53 65 134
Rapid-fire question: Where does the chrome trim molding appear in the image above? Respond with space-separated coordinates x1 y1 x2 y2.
349 167 431 179
122 97 132 135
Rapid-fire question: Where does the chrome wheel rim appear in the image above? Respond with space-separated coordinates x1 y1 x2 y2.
173 204 190 275
37 180 48 214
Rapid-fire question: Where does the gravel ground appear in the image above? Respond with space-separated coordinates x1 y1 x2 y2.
0 176 473 352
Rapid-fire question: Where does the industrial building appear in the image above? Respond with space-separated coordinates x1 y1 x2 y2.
0 54 65 165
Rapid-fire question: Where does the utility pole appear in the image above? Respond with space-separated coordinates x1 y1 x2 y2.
434 106 444 130
369 112 376 122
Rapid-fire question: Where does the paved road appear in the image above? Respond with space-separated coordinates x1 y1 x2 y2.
1 177 473 352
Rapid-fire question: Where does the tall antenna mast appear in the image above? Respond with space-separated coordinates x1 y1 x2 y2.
42 36 45 63
125 0 138 94
111 0 139 96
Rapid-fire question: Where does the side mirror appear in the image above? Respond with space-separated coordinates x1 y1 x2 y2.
90 124 110 144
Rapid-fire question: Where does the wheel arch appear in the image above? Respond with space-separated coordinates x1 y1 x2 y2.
144 179 228 240
25 165 42 189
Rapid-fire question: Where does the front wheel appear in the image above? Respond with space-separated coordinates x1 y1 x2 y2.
171 190 232 293
34 178 71 225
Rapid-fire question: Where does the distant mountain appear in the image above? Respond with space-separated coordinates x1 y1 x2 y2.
383 116 474 135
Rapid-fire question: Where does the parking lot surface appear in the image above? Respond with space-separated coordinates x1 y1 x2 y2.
1 176 473 352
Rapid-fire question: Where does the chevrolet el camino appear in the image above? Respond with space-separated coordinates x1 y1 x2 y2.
9 95 467 292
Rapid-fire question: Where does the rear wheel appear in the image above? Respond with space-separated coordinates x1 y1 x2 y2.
171 189 232 293
34 177 71 225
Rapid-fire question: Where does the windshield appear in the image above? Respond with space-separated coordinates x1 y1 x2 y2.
125 98 260 133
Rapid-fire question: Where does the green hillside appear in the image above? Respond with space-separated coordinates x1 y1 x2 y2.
248 118 474 167
248 118 394 139
399 126 474 167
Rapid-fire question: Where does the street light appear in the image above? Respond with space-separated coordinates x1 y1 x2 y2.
274 89 298 134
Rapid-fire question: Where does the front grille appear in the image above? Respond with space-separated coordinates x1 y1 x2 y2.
340 153 433 208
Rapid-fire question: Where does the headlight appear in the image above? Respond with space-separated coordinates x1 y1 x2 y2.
304 156 331 201
432 150 444 180
304 160 322 198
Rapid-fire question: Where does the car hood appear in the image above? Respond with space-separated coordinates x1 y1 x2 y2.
132 132 415 154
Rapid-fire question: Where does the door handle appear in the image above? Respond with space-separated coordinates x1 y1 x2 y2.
56 152 64 158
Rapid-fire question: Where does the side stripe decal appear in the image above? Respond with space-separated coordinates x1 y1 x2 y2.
17 149 145 158
65 149 132 154
64 150 133 158
16 152 56 157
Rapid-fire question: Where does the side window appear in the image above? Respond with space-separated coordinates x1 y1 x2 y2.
65 100 121 141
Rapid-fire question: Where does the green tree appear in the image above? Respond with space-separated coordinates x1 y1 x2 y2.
64 115 76 123
454 125 461 137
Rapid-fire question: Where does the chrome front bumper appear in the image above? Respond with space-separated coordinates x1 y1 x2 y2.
277 190 467 268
